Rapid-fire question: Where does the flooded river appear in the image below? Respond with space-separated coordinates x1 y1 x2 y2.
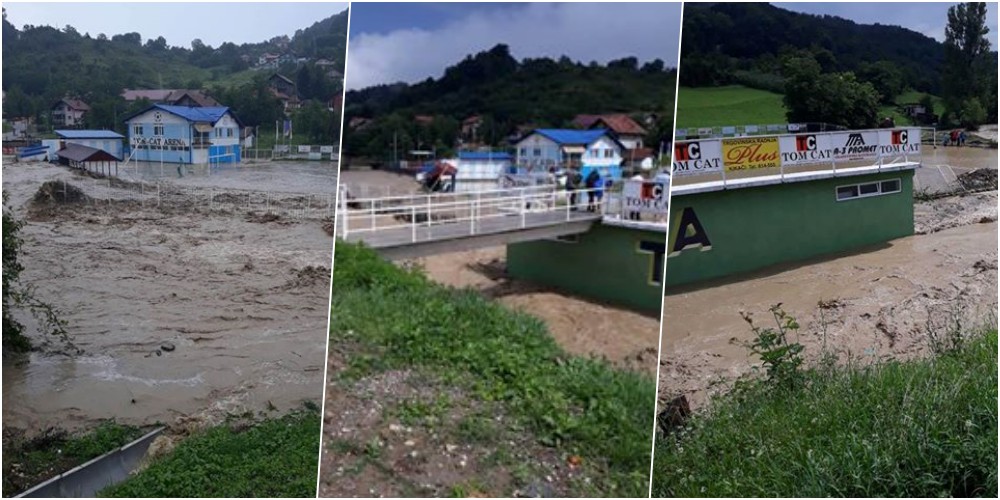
2 162 336 432
659 145 998 409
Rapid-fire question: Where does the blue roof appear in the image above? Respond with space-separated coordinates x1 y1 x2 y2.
153 104 233 123
532 128 610 145
55 129 124 139
458 151 512 161
122 104 239 126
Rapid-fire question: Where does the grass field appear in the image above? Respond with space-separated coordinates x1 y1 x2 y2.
102 406 320 497
327 243 657 497
676 85 943 130
675 85 788 129
652 328 998 497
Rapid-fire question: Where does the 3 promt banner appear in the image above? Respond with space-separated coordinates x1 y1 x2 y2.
672 128 921 176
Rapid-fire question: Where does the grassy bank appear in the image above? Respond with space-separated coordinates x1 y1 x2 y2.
3 422 146 496
328 242 656 496
653 329 998 497
101 407 320 497
676 85 787 129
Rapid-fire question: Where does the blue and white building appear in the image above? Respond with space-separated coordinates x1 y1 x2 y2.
514 128 624 180
123 104 242 165
54 130 125 160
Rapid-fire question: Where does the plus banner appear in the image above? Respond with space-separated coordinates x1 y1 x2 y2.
722 136 780 171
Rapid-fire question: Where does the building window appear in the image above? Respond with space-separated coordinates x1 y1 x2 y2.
604 149 614 158
836 178 902 201
532 148 541 157
519 147 526 157
132 124 144 136
154 124 164 136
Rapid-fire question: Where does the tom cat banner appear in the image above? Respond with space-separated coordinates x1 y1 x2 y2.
672 139 723 176
623 179 669 214
721 136 780 171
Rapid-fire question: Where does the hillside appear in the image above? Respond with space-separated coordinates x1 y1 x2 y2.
680 3 946 94
1 7 347 131
344 44 677 161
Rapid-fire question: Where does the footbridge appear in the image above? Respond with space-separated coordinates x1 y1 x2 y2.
336 185 609 259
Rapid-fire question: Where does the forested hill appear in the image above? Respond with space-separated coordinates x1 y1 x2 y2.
1 7 347 121
680 3 946 93
344 44 677 159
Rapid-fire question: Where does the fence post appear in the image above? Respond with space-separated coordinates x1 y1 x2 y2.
411 205 417 242
520 189 526 228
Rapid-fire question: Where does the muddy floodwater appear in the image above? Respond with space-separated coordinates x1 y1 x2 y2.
337 169 661 374
2 161 336 432
660 147 998 409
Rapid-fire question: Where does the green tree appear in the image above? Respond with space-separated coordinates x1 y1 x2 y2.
942 3 991 122
857 61 904 105
782 53 879 128
2 192 30 353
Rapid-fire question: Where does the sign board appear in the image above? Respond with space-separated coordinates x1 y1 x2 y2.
829 131 880 161
697 127 714 137
319 145 335 154
622 180 669 215
778 133 835 166
672 139 723 176
744 125 759 134
877 128 921 157
297 145 312 153
722 136 780 171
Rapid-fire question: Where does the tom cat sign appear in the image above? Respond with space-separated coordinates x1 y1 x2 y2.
672 140 722 176
623 179 669 215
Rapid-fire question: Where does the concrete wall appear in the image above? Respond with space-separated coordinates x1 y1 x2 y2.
665 169 915 287
507 222 666 312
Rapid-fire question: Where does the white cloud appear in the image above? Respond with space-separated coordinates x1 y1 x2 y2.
346 3 681 90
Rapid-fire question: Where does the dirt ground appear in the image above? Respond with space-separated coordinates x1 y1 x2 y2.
659 188 999 410
337 169 662 375
319 342 600 498
2 163 333 433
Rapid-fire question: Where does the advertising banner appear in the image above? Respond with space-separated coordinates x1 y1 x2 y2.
622 179 669 215
672 139 722 176
778 133 834 166
829 131 880 161
319 145 335 154
722 136 780 171
297 145 312 153
877 128 921 157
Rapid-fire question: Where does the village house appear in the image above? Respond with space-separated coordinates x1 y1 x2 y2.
572 113 648 150
267 73 300 113
55 129 124 160
121 89 220 107
514 128 624 179
258 53 280 70
123 104 242 165
51 98 90 128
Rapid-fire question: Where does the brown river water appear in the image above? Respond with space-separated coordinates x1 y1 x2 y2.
660 147 998 409
2 162 336 432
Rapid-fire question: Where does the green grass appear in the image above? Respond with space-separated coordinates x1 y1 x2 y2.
675 85 788 129
329 242 656 497
3 422 146 496
100 407 320 497
653 329 999 497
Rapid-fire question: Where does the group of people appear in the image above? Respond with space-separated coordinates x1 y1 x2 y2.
564 168 606 212
944 129 968 147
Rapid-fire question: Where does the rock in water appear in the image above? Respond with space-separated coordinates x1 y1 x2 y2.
160 342 176 352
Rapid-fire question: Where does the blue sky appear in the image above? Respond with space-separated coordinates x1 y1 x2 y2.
346 3 683 89
2 2 349 48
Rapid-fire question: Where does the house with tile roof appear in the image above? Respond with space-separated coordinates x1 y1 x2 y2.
572 113 648 150
51 98 90 128
121 89 221 107
122 104 243 165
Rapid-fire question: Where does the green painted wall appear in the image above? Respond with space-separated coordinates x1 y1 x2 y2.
665 170 915 287
507 223 666 312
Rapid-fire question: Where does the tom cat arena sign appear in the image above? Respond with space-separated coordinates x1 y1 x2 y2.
623 179 669 215
673 128 921 175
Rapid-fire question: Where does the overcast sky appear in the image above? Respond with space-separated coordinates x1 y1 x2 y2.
776 2 998 47
346 3 683 90
2 2 348 48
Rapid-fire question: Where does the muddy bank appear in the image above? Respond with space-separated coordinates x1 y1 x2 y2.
2 163 333 432
409 247 661 375
660 191 998 410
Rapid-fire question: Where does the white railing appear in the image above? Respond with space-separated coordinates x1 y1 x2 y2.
337 184 609 243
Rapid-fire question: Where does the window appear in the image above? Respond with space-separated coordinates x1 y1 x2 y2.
132 124 144 136
154 124 164 136
532 148 541 157
604 149 614 158
519 147 526 157
836 178 902 201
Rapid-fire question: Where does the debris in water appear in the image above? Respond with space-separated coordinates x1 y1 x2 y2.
957 168 998 191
